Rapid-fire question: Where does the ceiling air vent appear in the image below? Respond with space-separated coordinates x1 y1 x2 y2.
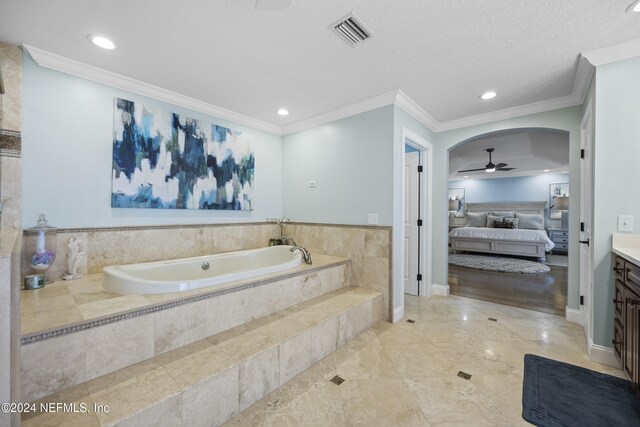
330 13 373 47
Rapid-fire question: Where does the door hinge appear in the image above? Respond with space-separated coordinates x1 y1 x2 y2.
580 222 585 232
580 296 584 306
417 165 423 173
417 219 423 227
580 149 585 159
417 274 422 281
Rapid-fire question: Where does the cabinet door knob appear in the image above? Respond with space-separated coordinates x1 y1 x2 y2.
613 298 623 304
612 339 622 345
613 267 624 274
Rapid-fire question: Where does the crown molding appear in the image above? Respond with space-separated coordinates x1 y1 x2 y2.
582 37 640 67
281 90 399 135
572 55 595 105
435 93 582 132
24 44 603 138
23 45 283 135
394 90 440 130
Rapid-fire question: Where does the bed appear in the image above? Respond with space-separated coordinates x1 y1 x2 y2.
448 202 554 261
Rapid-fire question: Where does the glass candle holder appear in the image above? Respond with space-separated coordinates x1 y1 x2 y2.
23 214 58 283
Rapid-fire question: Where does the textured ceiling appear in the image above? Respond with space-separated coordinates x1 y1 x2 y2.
449 129 570 179
1 0 639 127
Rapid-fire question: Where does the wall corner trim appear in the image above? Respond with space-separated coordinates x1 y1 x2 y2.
432 283 450 296
565 307 581 324
281 90 399 135
23 44 283 136
392 305 405 323
582 36 640 67
588 338 621 369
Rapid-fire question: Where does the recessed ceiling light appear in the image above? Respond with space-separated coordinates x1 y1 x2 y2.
277 108 289 116
89 35 115 50
543 169 550 172
627 0 640 13
463 176 469 178
480 91 497 100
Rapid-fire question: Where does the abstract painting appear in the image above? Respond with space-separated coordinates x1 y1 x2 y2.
112 98 254 210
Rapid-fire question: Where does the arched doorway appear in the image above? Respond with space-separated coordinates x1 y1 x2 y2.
446 128 570 315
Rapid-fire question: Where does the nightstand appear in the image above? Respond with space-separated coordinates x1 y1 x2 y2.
548 228 568 254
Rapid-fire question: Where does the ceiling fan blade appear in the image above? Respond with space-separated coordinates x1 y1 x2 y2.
495 163 508 168
457 168 487 173
496 167 516 171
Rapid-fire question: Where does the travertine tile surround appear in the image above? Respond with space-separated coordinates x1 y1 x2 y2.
20 257 350 402
22 287 382 426
20 254 349 337
0 229 21 427
23 223 279 281
21 221 392 318
284 223 392 320
0 42 22 132
0 40 23 230
0 154 21 229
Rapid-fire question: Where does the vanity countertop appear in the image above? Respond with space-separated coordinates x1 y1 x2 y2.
612 233 640 266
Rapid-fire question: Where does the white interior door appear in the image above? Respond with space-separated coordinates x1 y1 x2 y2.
580 104 594 339
405 151 419 295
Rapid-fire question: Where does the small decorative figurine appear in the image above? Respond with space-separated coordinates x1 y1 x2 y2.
63 236 86 280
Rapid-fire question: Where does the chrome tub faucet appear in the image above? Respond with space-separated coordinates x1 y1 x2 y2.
290 246 312 265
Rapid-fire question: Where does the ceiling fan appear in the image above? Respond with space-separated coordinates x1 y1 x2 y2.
255 0 292 10
457 148 516 174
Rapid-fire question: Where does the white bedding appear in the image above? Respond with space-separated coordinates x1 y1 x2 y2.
449 227 555 252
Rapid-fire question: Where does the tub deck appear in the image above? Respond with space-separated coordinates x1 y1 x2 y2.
20 254 349 338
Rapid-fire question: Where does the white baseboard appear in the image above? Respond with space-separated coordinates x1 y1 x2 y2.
432 283 450 296
588 338 621 369
565 307 580 324
392 305 405 323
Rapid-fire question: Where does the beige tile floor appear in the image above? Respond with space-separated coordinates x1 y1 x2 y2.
225 294 623 427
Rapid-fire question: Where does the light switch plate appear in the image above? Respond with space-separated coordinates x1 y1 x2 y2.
618 215 634 232
368 213 379 225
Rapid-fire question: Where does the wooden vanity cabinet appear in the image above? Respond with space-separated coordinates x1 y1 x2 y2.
614 255 640 392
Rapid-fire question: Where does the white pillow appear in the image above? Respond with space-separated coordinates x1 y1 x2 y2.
486 215 505 228
515 213 544 230
490 210 516 218
466 212 488 227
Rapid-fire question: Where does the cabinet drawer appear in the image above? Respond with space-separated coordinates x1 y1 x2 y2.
551 230 568 237
553 237 568 244
554 243 568 250
614 318 624 362
628 262 640 293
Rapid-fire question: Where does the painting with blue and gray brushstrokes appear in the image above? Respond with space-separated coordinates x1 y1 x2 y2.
111 98 254 210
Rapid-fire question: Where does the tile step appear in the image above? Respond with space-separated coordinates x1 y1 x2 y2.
21 286 382 427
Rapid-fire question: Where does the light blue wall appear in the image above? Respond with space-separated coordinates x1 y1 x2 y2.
435 107 583 310
282 106 394 225
592 56 640 348
21 53 283 228
449 174 569 226
405 144 418 153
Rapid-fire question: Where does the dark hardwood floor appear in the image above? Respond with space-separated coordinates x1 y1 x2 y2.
448 262 568 316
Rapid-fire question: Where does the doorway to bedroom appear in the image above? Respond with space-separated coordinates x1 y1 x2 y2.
447 128 569 316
